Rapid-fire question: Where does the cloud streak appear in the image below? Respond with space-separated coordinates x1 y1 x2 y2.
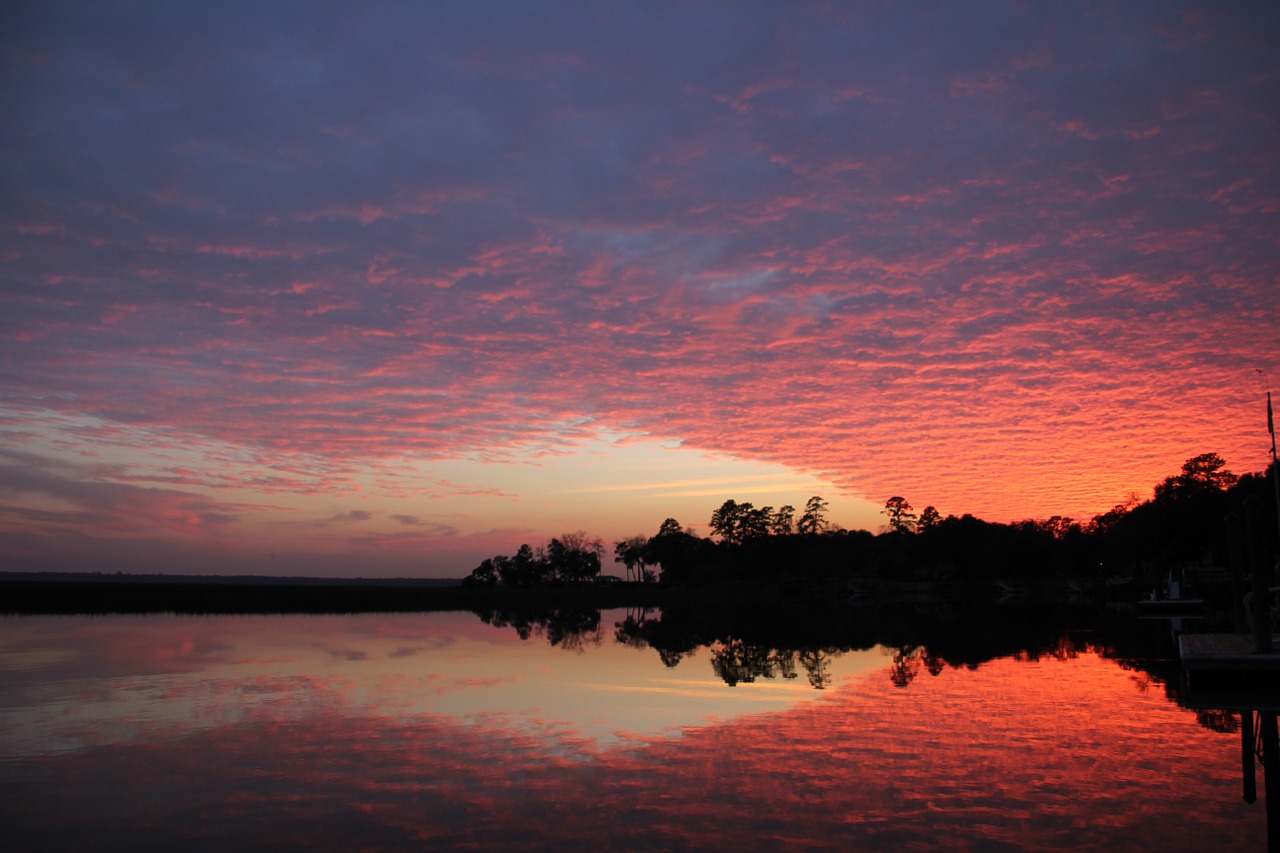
2 2 1278 573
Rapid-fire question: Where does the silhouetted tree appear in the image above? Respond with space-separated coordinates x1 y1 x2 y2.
657 517 684 537
613 535 652 582
709 499 772 545
462 557 500 587
709 500 743 544
883 496 916 533
644 518 711 585
467 450 1268 599
771 505 796 536
545 532 603 582
797 495 829 535
745 505 774 540
498 543 548 586
1090 453 1247 579
1037 515 1081 539
1086 493 1143 535
917 505 941 533
1154 452 1237 499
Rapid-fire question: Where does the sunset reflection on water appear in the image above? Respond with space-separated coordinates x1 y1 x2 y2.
0 611 1266 850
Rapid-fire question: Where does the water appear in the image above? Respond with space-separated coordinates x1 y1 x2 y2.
0 608 1268 850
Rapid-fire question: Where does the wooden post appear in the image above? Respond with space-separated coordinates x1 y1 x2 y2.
1228 511 1248 634
1261 711 1280 853
1247 499 1273 654
1243 710 1257 804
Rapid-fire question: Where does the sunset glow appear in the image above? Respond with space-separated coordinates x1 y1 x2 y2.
2 2 1277 575
1 612 1263 849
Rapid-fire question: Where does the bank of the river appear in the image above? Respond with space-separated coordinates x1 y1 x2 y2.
0 572 1101 615
0 574 665 614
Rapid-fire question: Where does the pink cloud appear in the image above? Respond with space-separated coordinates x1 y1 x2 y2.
1 0 1277 568
2 651 1263 849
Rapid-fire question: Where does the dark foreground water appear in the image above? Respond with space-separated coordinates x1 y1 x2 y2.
0 609 1268 851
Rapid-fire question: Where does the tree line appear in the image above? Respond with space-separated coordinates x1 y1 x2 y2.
462 531 605 587
463 453 1279 592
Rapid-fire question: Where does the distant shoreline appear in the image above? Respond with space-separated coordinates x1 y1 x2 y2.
0 571 1087 616
0 571 465 587
0 572 673 615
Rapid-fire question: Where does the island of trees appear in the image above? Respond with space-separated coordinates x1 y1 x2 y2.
8 451 1274 625
462 453 1280 602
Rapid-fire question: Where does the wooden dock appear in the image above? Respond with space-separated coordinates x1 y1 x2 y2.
1136 598 1205 618
1180 633 1280 669
1180 634 1280 709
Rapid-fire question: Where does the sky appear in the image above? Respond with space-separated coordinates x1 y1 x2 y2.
2 1 1278 578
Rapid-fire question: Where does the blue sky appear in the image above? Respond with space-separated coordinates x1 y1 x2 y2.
2 1 1277 575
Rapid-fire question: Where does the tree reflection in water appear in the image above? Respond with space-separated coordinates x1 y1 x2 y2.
477 606 603 651
580 599 1169 693
461 600 1280 847
1239 709 1280 851
2 605 1272 851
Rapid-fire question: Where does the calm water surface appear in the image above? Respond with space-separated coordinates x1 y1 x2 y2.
0 610 1267 851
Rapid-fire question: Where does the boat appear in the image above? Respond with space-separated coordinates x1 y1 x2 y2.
1136 572 1204 617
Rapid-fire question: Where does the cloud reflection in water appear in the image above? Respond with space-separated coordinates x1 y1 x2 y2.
0 611 1264 850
